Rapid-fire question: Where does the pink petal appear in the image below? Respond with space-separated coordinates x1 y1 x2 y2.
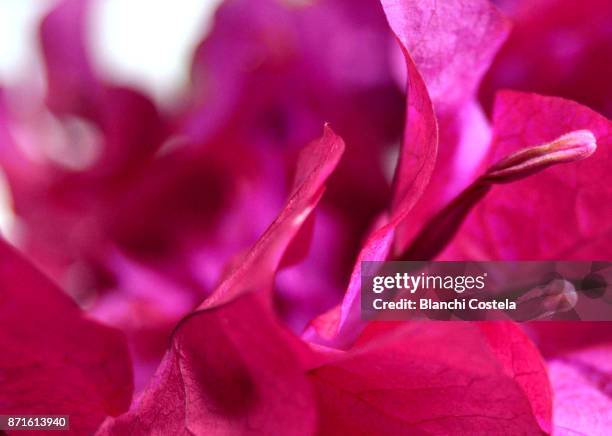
39 0 96 114
430 91 612 358
100 127 344 434
2 0 169 287
40 0 167 176
304 213 395 347
388 50 437 217
386 0 510 254
402 128 598 261
306 0 508 347
479 322 552 433
187 0 404 267
549 345 612 435
0 239 133 434
383 0 512 216
304 69 435 346
204 125 345 307
384 0 510 113
481 0 612 119
309 322 550 434
441 90 612 261
526 322 612 358
99 293 316 435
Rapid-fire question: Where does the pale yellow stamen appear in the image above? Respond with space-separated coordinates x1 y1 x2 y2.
481 130 597 184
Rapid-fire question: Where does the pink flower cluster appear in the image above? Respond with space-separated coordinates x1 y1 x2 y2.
1 0 611 434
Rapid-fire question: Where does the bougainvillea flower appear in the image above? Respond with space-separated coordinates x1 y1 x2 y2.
1 0 612 434
100 129 552 434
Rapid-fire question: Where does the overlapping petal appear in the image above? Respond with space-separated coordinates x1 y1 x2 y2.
0 0 610 433
389 0 510 254
306 0 512 347
99 127 344 434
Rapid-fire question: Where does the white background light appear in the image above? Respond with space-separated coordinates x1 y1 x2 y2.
89 0 222 103
0 0 222 104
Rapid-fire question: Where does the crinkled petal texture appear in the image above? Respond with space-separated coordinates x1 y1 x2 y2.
309 322 551 435
386 0 510 254
98 294 316 436
384 0 509 113
549 345 612 435
99 127 344 435
0 239 133 434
